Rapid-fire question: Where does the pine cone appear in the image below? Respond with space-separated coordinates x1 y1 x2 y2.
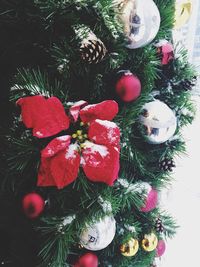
155 217 164 233
80 39 107 64
159 158 176 172
180 79 194 91
173 77 197 91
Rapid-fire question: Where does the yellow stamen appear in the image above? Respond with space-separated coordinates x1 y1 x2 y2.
80 122 84 126
77 130 82 135
80 143 86 149
72 133 77 138
78 135 83 140
84 134 88 138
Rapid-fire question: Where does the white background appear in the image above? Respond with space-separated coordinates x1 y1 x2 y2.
160 96 200 267
160 0 200 265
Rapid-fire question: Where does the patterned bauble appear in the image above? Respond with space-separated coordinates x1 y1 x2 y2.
22 193 45 219
141 233 158 252
156 240 166 257
159 158 176 172
139 100 177 144
79 216 116 251
116 0 160 49
120 238 139 257
74 253 98 267
115 70 141 102
155 218 164 233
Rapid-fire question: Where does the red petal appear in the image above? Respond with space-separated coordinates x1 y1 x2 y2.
80 100 119 123
69 100 88 122
41 135 71 158
50 144 81 189
82 142 120 185
88 119 120 146
37 157 57 187
17 95 70 138
17 95 44 129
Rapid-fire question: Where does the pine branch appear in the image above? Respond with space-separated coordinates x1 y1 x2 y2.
37 216 76 267
10 68 68 102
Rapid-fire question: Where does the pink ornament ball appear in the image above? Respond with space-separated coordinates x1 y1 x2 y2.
141 188 158 212
22 193 45 219
155 40 174 65
156 240 166 257
115 72 141 102
161 42 174 65
74 253 98 267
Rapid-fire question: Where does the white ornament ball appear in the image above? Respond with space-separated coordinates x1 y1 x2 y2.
139 100 177 144
117 0 160 49
80 215 116 251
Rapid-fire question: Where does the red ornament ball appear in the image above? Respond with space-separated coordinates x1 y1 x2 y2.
141 188 158 213
22 193 45 219
156 240 166 257
74 253 98 267
115 72 141 102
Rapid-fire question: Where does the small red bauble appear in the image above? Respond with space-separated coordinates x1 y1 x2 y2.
156 240 166 257
22 193 45 219
115 71 141 102
155 40 174 65
74 253 98 267
141 188 158 213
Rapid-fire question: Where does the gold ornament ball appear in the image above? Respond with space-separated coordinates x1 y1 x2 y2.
141 233 158 252
174 0 192 29
78 244 84 249
120 238 139 257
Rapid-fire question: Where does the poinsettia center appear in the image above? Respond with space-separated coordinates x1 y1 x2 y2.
71 122 89 149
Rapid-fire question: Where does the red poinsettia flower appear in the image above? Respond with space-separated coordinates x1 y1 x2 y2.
17 95 70 138
17 96 120 189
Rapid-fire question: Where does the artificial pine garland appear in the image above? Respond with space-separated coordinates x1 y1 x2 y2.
0 0 197 267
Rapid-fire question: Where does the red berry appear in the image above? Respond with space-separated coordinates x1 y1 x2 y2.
116 73 141 102
74 253 98 267
22 193 45 219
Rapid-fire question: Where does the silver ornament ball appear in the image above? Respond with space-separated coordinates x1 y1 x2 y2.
117 0 160 49
139 100 177 144
79 215 116 251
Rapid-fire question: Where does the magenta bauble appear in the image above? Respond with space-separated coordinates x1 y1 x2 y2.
22 193 45 219
74 253 98 267
155 40 174 65
141 188 158 212
115 72 141 102
156 240 166 257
